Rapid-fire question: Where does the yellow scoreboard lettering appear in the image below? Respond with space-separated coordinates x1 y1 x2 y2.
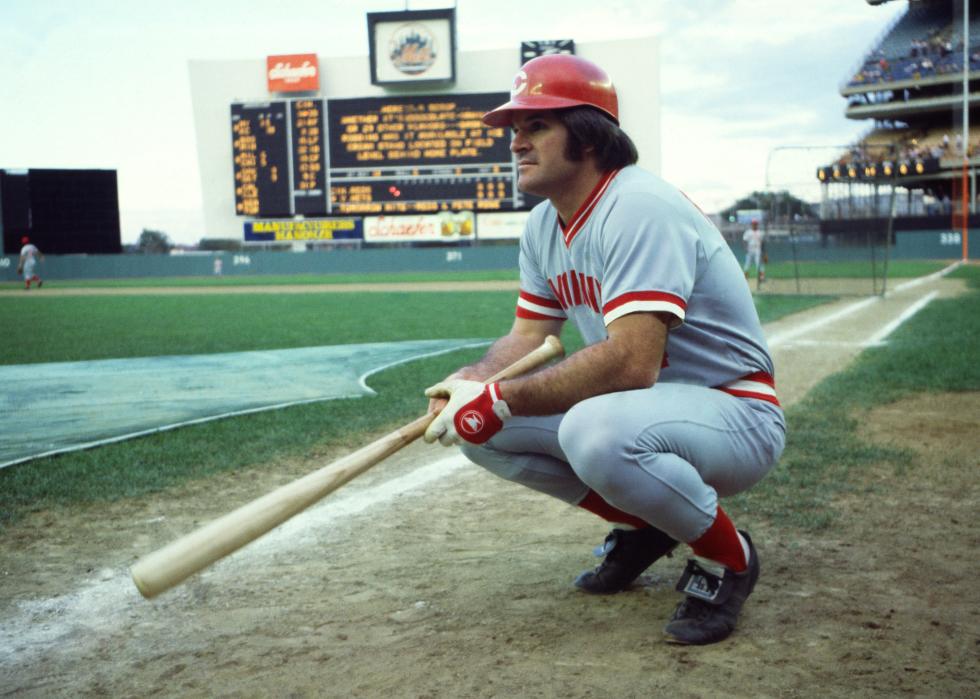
252 219 357 241
234 92 537 220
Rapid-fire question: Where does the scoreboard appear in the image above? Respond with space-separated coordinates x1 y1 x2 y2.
231 102 290 216
230 92 537 218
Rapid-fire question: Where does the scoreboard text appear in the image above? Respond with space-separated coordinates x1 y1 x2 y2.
231 102 289 216
230 92 535 217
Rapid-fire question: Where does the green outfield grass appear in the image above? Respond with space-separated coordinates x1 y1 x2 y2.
0 291 829 366
0 292 518 365
0 287 833 526
753 259 948 279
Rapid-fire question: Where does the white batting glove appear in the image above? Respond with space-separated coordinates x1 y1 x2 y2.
423 379 512 446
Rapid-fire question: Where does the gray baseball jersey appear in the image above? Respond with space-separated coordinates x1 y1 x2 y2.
514 165 779 406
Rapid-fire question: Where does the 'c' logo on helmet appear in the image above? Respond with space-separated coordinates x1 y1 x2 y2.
511 70 528 97
458 410 485 435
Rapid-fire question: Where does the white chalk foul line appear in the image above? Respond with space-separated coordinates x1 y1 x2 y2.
768 261 958 349
889 260 962 293
0 452 472 668
865 290 938 346
768 296 878 348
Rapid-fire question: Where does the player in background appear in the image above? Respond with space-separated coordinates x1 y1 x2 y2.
17 237 44 290
742 219 765 281
424 54 785 645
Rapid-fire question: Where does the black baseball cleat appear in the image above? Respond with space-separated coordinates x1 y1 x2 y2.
574 526 678 594
663 530 760 645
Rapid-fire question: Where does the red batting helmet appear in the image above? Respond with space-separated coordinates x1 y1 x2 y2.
482 54 619 127
21 236 29 244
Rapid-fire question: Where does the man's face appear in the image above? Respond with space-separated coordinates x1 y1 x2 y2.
509 111 580 198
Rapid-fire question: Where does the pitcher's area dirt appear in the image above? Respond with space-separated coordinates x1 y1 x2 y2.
2 276 977 698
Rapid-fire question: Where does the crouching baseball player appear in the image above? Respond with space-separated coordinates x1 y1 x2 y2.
424 54 786 646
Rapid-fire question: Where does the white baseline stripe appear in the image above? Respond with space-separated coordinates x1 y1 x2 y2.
768 262 957 349
889 260 962 293
767 296 878 348
253 452 471 549
0 453 473 667
865 290 938 346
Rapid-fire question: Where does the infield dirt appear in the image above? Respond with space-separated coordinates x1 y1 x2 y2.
1 275 977 698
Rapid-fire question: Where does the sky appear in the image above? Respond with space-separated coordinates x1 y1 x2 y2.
0 0 906 245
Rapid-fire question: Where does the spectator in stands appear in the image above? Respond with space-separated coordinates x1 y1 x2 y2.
17 236 44 290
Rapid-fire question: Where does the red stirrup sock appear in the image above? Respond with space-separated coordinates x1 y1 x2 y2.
577 489 649 529
689 506 748 573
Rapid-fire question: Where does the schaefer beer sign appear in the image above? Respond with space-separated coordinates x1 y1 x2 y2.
267 53 319 93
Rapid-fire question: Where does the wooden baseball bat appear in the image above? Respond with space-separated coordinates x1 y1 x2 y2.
131 335 564 599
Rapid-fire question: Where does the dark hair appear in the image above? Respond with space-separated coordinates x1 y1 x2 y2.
555 107 639 170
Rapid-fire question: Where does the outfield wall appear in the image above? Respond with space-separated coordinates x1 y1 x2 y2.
0 244 521 281
734 229 979 264
1 230 974 282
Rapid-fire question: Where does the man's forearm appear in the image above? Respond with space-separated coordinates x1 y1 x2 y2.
456 332 549 382
499 312 669 416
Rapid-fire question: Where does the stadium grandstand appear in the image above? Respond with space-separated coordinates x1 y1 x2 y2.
819 0 979 244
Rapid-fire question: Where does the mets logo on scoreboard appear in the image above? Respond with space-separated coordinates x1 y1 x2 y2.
389 23 437 75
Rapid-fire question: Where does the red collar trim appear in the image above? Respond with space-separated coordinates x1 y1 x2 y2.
558 169 620 248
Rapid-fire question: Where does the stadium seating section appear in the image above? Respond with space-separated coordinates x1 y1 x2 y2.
847 2 980 87
820 0 980 215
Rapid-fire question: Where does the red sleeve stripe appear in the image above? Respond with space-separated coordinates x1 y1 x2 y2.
516 295 567 320
602 291 687 325
516 307 566 321
519 290 563 309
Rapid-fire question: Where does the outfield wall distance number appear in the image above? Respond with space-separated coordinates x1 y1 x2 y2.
0 258 10 268
233 255 252 266
939 232 962 245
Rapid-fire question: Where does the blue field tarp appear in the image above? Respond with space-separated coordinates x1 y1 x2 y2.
0 339 489 468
